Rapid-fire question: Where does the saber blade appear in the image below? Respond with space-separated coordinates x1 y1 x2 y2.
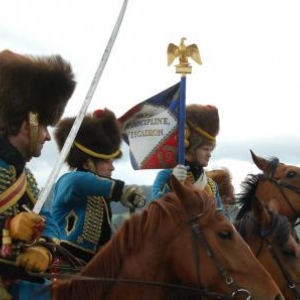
34 0 129 213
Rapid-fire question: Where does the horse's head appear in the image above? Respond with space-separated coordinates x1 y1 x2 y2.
164 176 283 299
235 197 300 299
251 150 300 223
52 176 284 300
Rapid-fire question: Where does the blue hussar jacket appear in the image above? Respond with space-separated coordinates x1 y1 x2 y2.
0 138 60 267
51 170 124 262
0 135 60 300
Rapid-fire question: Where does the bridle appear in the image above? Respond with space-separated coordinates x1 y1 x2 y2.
39 207 251 299
258 159 300 226
255 212 300 299
188 212 251 299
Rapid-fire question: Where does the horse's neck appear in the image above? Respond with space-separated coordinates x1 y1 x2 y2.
105 257 170 300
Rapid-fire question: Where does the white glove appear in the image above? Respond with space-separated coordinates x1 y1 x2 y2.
172 164 188 182
120 185 146 209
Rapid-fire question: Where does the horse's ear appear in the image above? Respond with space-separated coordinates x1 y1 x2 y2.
250 150 269 173
252 197 272 229
170 174 179 186
170 175 198 211
171 175 208 217
170 174 186 198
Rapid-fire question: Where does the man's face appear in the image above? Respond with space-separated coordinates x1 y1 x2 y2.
94 159 115 178
31 124 51 158
194 144 213 167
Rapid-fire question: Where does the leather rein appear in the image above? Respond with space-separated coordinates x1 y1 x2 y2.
28 210 251 299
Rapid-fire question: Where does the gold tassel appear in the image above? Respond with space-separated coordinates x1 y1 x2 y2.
1 219 12 258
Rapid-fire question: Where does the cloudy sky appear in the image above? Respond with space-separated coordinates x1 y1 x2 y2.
1 0 300 193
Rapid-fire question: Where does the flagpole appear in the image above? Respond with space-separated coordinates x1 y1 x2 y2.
167 37 202 165
34 0 129 213
178 76 186 164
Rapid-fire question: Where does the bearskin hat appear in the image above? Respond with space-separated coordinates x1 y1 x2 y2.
0 49 76 134
185 104 219 150
206 168 235 206
55 108 122 168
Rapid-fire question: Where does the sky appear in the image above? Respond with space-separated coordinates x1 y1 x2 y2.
1 0 300 193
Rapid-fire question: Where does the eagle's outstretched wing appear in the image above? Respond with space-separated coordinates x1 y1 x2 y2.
186 44 202 65
167 43 180 66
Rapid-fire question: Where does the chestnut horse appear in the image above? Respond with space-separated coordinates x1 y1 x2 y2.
236 150 300 226
235 198 300 299
52 176 283 300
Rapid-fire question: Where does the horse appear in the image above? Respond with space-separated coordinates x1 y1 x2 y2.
235 197 300 299
236 150 300 227
52 176 283 300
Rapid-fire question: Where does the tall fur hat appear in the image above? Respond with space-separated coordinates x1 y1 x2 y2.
185 104 219 150
55 108 122 168
206 168 235 206
0 49 76 134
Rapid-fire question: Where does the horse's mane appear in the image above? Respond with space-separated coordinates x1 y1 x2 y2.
235 173 263 220
234 210 291 246
53 191 188 299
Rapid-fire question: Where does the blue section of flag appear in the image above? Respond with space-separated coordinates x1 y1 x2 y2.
119 82 181 170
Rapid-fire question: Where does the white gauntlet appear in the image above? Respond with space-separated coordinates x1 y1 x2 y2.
172 164 188 182
120 185 146 208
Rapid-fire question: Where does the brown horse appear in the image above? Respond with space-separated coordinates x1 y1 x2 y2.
235 197 300 299
52 176 283 300
236 150 300 226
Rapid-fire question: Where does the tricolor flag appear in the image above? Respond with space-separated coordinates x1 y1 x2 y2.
119 82 181 169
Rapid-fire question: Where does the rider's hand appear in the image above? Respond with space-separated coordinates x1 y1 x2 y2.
120 185 146 209
9 212 44 242
16 246 52 272
172 164 188 182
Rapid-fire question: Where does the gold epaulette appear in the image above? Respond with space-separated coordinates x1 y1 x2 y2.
25 167 39 204
0 165 16 194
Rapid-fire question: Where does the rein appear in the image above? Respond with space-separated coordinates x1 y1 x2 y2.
33 208 251 299
29 271 204 292
188 213 251 300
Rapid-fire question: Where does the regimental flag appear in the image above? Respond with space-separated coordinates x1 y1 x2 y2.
119 82 181 170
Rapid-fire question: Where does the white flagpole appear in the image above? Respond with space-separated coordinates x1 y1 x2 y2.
34 0 129 213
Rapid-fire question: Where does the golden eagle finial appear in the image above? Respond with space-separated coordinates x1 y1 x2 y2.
167 37 202 74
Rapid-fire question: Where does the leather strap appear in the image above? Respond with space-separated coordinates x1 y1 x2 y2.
0 172 26 213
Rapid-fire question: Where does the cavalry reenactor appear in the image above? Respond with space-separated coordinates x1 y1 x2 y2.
51 108 146 263
0 49 76 299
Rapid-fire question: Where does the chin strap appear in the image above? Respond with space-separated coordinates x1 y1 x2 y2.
28 112 39 157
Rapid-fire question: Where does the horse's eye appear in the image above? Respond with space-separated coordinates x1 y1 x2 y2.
282 248 296 258
218 230 232 239
286 171 297 179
